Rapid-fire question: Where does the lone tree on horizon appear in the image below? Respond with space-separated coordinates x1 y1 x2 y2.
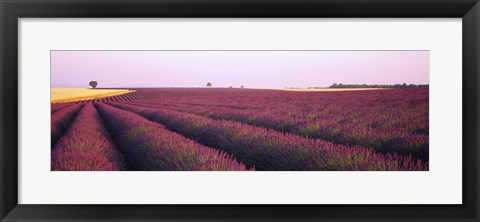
207 82 212 87
89 81 98 89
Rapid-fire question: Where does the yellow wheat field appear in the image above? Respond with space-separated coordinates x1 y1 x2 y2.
51 88 134 103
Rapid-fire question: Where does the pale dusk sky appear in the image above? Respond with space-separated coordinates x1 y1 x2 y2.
51 51 429 88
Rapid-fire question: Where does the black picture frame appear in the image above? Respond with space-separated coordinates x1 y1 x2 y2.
1 0 479 221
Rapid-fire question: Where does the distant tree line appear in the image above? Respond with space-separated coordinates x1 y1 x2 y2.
329 83 429 88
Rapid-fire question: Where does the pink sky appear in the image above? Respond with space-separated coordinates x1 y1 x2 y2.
51 51 429 88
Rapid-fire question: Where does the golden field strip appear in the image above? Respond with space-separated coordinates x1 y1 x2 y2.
51 88 134 103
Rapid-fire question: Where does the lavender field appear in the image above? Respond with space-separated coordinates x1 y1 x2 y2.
51 88 429 171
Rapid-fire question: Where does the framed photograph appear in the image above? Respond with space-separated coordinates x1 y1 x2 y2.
1 0 479 221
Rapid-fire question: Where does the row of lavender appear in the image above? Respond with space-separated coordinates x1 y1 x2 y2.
109 102 427 171
164 89 429 137
121 100 428 161
117 89 428 161
51 88 429 171
52 104 126 170
51 102 249 170
95 103 249 170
